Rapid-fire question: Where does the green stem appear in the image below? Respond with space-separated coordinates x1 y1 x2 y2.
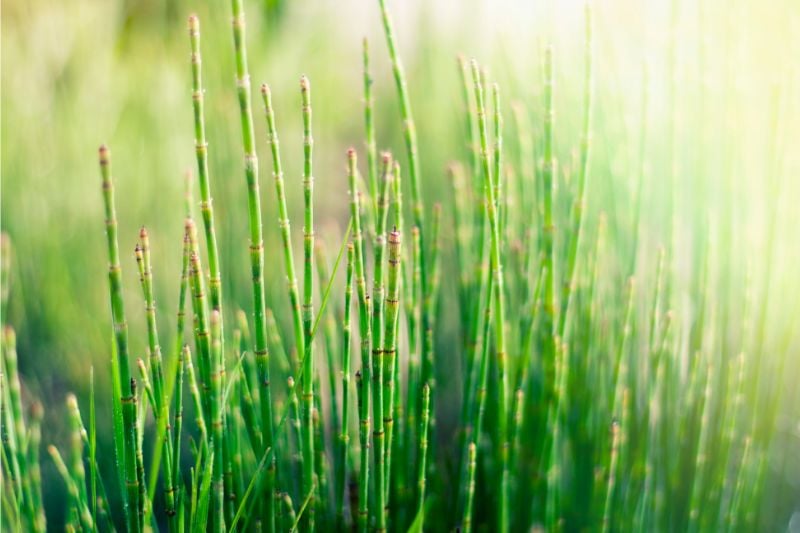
471 63 509 533
135 229 176 523
376 0 432 393
540 47 557 408
337 244 355 527
348 148 372 533
371 153 393 531
462 442 477 533
98 145 140 533
300 74 317 531
230 0 275 529
416 384 431 530
260 83 304 369
602 420 621 533
363 38 379 215
187 14 224 348
382 228 402 507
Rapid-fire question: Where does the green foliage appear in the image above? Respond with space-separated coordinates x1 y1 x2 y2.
2 0 800 531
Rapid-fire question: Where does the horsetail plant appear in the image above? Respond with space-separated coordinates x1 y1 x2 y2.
363 38 379 213
135 227 177 526
299 73 318 531
188 14 224 332
540 45 558 407
2 3 795 532
229 0 277 528
337 243 355 527
261 82 304 368
471 60 510 532
347 147 373 533
415 383 431 531
371 152 393 532
385 160 404 506
382 227 402 502
377 0 435 396
99 145 142 533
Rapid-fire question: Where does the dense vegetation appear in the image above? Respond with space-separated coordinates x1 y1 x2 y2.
2 0 798 531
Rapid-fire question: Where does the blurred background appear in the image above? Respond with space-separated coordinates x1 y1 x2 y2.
3 0 799 529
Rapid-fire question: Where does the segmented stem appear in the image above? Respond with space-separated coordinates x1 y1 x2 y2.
471 63 509 533
416 384 431 530
382 228 401 504
462 442 477 533
135 228 176 521
348 149 372 533
540 46 558 407
230 0 275 528
337 243 355 526
371 153 393 531
187 14 223 330
363 38 379 213
209 310 226 532
300 74 317 531
261 83 304 367
376 0 432 394
98 145 140 533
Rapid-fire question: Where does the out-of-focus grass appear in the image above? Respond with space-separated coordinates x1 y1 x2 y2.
2 0 800 528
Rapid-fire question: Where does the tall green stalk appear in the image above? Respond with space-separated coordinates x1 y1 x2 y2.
260 83 304 368
134 228 176 524
471 63 509 533
209 310 226 532
337 243 355 527
382 228 402 504
188 14 224 336
371 153 393 531
363 38 379 213
416 384 431 530
462 442 477 533
540 46 557 407
229 0 275 529
300 74 317 531
186 220 211 432
376 0 432 391
348 148 372 533
98 145 141 533
188 225 224 531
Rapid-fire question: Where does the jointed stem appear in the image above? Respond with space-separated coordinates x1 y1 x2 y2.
337 244 355 527
98 145 141 533
229 0 276 529
471 62 509 533
376 0 432 392
135 228 177 523
348 149 372 533
371 153 393 531
261 83 305 371
382 228 402 507
300 75 317 531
